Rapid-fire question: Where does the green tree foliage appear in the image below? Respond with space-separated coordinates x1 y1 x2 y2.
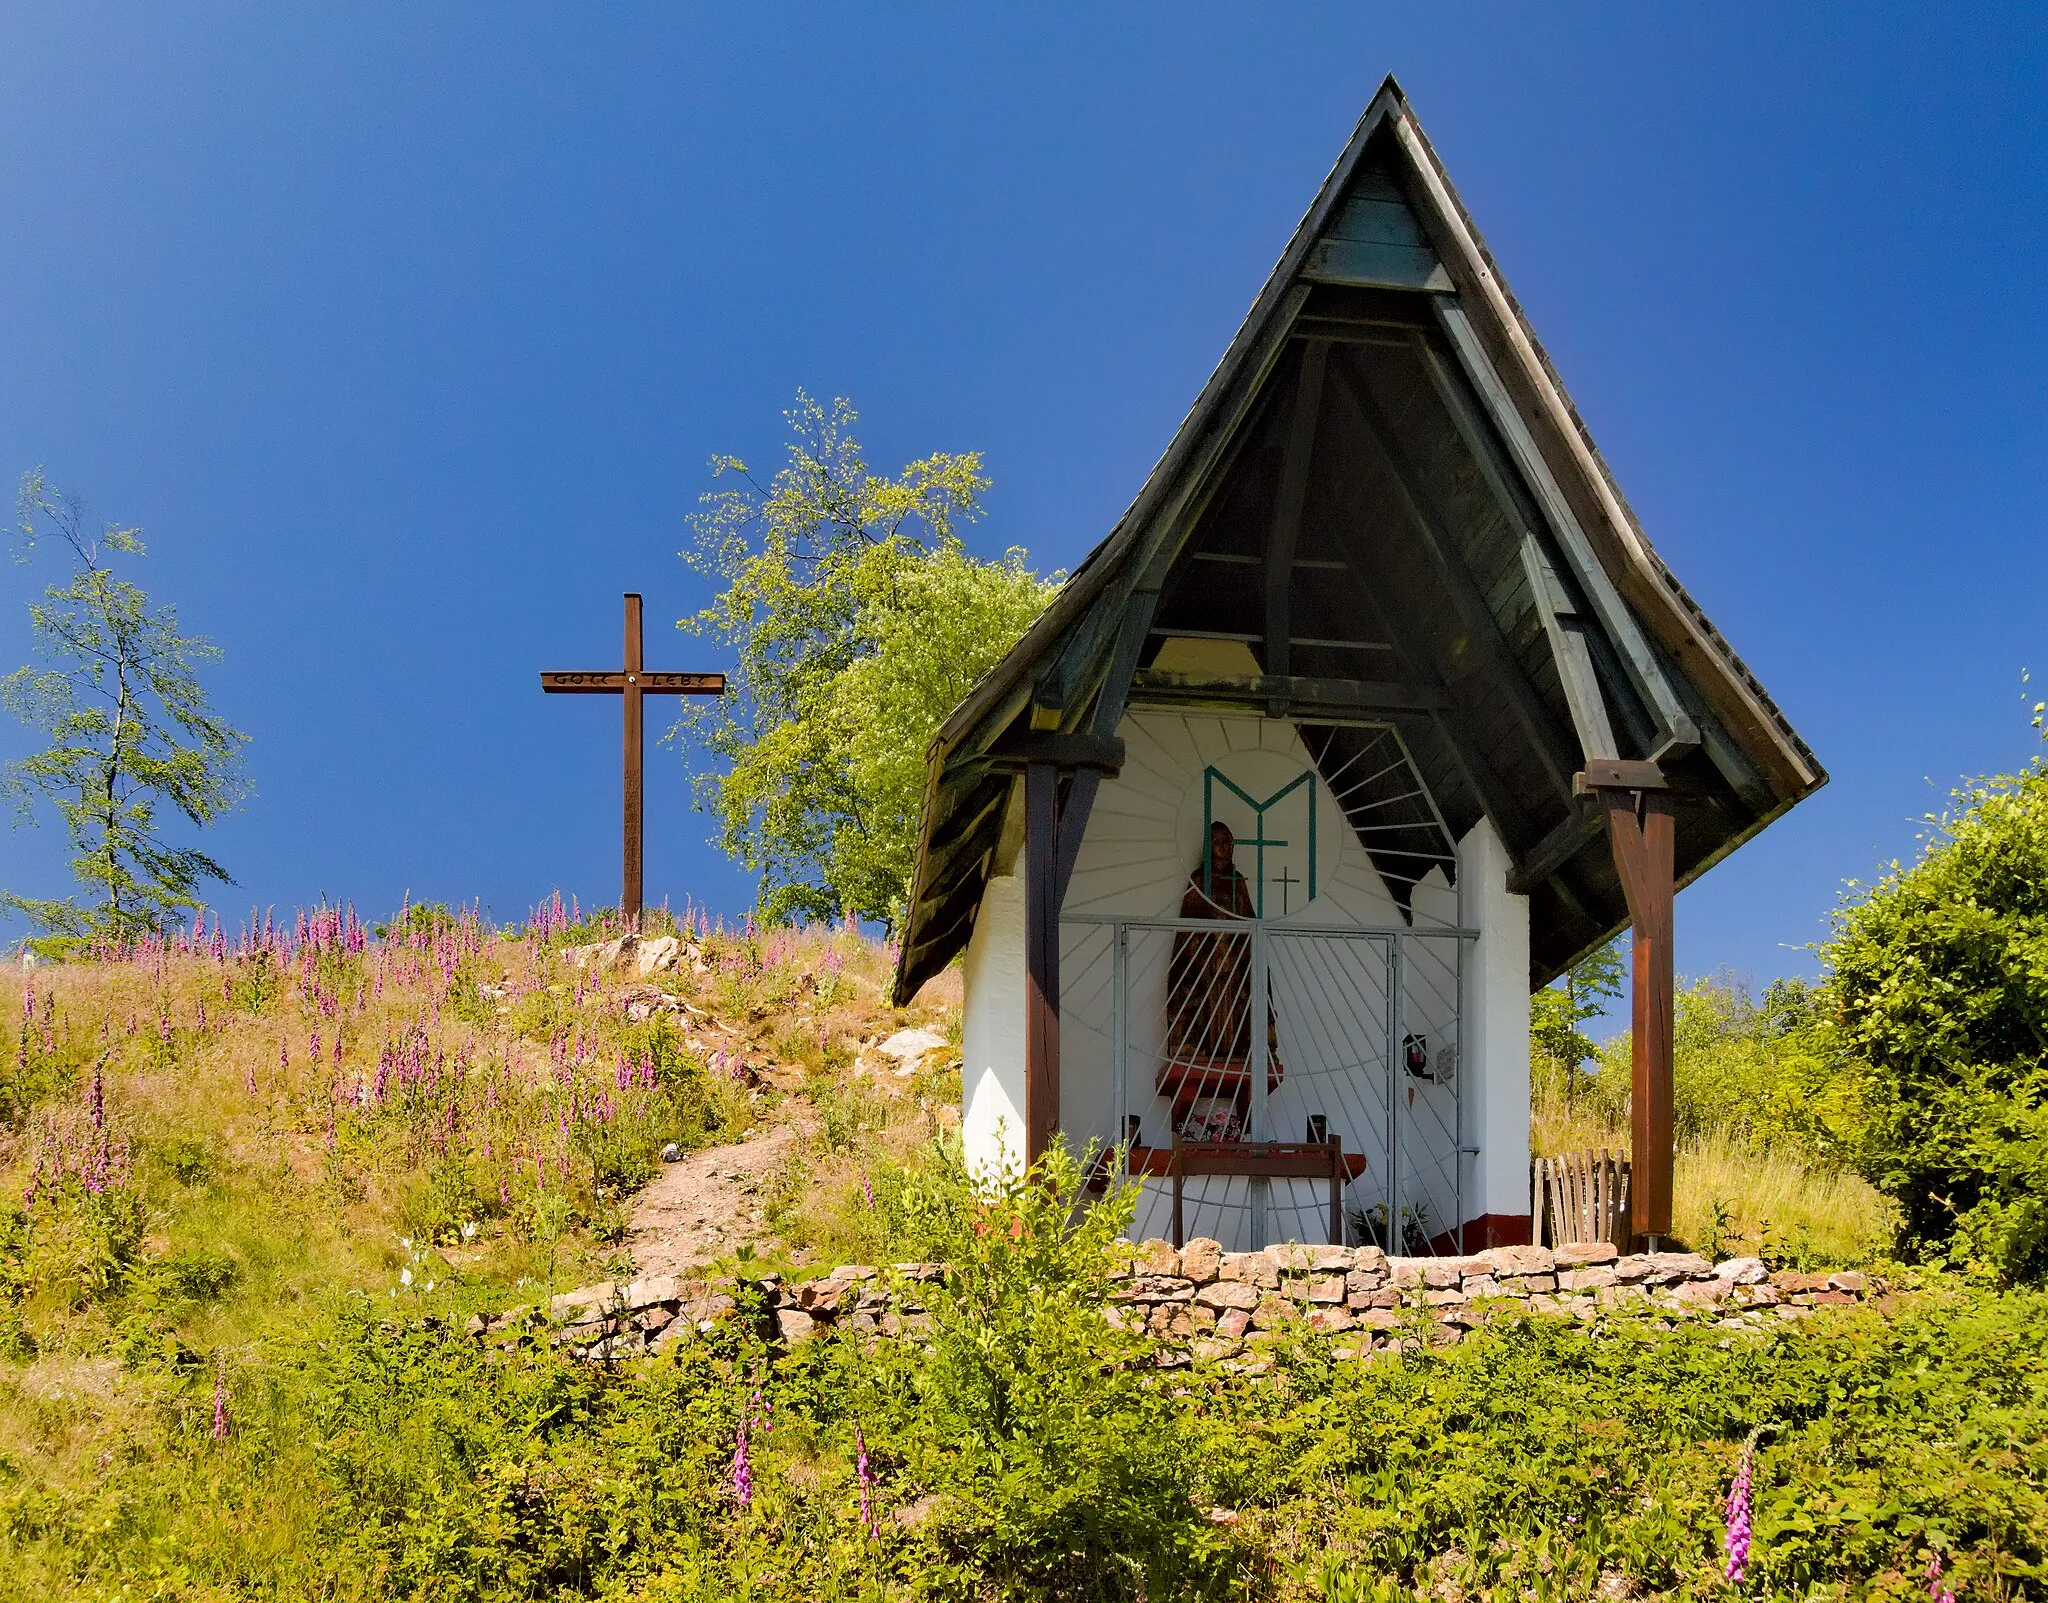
1 471 247 951
1587 974 1858 1159
675 395 1057 927
1821 755 2048 1280
1530 939 1623 1097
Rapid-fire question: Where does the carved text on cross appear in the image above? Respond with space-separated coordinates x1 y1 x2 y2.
541 592 724 928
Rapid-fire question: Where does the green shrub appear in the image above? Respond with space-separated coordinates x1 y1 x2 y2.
1823 759 2048 1279
868 1142 1213 1599
1584 975 1857 1159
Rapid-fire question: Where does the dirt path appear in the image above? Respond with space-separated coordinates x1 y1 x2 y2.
625 1119 805 1278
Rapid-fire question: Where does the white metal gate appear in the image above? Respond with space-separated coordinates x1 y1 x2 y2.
1061 914 1472 1253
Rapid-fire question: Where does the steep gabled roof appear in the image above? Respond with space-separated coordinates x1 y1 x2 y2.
891 77 1823 1003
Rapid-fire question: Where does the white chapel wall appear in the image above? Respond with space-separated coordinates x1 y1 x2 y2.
958 873 1027 1183
1457 816 1532 1232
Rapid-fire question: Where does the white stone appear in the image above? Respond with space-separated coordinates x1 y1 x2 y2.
636 935 680 975
878 1026 950 1077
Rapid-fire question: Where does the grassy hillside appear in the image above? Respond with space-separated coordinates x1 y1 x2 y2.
2 911 2043 1600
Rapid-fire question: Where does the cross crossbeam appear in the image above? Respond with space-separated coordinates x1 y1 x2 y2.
540 593 724 928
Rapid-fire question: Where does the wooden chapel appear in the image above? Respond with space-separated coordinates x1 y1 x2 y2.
890 78 1823 1252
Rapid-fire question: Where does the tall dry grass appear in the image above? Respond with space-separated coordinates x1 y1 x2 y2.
1533 1010 1895 1267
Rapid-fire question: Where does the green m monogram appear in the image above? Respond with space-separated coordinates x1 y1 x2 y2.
1202 766 1318 917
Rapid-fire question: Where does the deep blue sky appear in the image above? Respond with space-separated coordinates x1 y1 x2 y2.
3 5 2045 989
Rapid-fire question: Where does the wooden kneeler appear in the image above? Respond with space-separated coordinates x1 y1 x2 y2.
1169 1135 1349 1249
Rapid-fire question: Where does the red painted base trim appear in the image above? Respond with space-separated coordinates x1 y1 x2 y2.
1457 1213 1532 1252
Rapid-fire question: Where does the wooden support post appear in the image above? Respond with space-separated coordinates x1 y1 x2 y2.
1023 759 1061 1169
1599 787 1676 1245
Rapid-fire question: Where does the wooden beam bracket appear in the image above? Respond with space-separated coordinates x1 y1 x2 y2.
983 730 1127 773
1576 758 1667 793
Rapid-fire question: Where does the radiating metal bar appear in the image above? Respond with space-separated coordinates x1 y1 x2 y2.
1061 913 1480 939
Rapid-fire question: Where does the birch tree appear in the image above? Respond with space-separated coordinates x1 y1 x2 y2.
2 471 248 950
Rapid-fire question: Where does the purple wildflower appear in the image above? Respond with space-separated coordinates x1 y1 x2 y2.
861 1171 875 1211
856 1425 877 1536
731 1415 753 1509
211 1358 231 1440
1724 1437 1754 1584
1927 1555 1956 1603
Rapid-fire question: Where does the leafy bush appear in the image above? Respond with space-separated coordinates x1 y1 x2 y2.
1218 1281 2048 1601
1582 975 1856 1158
1823 759 2048 1279
869 1142 1212 1597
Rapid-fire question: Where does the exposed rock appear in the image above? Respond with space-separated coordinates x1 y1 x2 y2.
1194 1280 1262 1312
1117 1275 1197 1303
623 1274 682 1308
875 1027 950 1076
636 935 681 976
507 1225 1887 1367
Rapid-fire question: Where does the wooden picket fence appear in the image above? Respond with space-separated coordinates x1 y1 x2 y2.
1531 1149 1632 1250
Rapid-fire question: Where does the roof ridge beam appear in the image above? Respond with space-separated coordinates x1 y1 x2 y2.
1263 339 1331 713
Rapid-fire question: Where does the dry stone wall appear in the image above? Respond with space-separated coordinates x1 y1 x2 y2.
473 1242 1881 1366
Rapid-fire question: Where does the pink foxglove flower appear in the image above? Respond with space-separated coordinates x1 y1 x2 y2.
1724 1437 1755 1583
730 1415 753 1509
856 1425 877 1536
211 1358 232 1440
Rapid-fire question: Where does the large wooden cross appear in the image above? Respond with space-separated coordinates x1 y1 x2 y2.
540 593 724 928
